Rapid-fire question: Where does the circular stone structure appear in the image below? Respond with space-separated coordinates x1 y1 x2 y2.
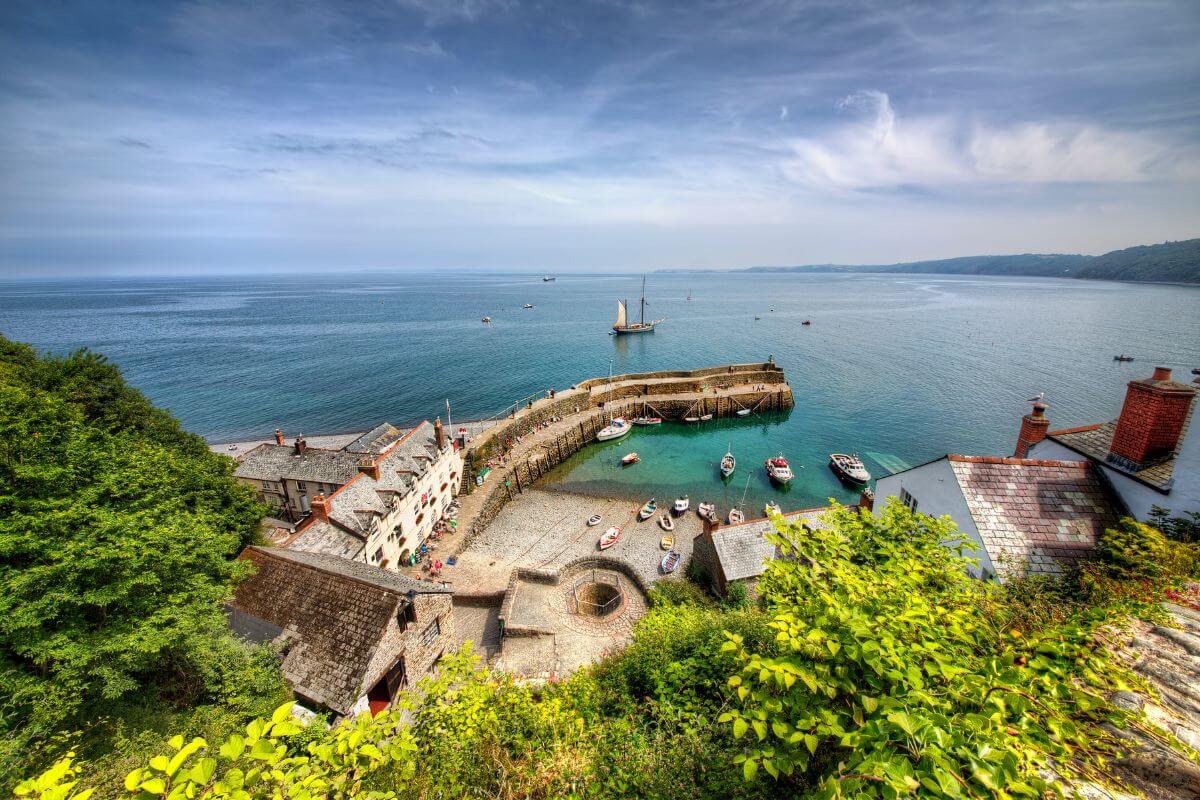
573 579 625 620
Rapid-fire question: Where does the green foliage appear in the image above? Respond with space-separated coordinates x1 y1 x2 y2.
1149 505 1200 544
0 336 279 789
722 581 749 610
648 577 715 608
18 703 415 800
720 499 1136 797
1098 517 1169 578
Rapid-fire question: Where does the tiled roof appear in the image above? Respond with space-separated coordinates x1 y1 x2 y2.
285 518 366 560
231 547 409 715
712 508 831 582
1049 421 1176 491
947 455 1120 578
324 421 442 536
262 546 451 594
234 443 362 485
344 423 406 455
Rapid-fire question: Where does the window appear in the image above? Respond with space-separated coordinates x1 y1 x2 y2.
397 602 417 632
420 617 440 647
384 656 407 695
372 548 384 563
262 480 273 490
900 488 918 513
296 481 307 493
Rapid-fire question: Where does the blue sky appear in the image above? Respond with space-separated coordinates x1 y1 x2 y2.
1 0 1198 275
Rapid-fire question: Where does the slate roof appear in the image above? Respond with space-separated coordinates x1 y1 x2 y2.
947 455 1120 578
234 443 362 485
344 423 406 455
284 519 367 560
323 421 443 536
230 547 446 716
1048 421 1177 492
712 508 831 582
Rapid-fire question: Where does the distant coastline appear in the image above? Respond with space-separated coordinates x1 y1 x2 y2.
659 237 1200 285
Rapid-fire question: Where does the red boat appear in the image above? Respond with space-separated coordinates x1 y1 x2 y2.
765 455 794 484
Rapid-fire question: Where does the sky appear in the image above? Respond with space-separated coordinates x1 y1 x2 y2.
1 0 1198 276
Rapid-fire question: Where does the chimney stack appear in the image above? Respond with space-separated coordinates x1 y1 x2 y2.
358 456 381 481
1014 402 1050 458
434 417 446 450
310 492 331 521
1108 367 1197 470
858 486 875 513
294 436 307 455
274 428 285 446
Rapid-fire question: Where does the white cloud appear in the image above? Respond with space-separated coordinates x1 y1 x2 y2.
783 90 1198 191
779 104 788 120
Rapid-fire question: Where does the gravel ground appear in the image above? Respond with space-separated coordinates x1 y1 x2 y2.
447 487 703 594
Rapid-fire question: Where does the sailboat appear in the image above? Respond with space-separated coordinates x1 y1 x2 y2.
687 289 693 301
720 444 735 479
612 277 665 335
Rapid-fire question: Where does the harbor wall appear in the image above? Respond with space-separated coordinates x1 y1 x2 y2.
454 364 793 553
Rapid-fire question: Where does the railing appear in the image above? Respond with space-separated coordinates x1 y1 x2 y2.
570 569 624 617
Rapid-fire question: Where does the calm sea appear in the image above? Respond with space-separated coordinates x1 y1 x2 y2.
2 272 1197 512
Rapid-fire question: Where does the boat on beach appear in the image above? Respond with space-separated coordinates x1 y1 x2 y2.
727 507 744 525
673 496 690 514
660 550 681 574
598 526 621 550
632 416 663 426
621 452 640 466
697 502 715 520
587 514 603 527
659 514 674 531
829 453 871 484
660 534 674 550
597 417 631 442
765 454 794 484
638 498 658 521
720 447 736 479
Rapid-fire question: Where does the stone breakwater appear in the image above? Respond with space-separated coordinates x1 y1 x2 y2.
451 362 793 554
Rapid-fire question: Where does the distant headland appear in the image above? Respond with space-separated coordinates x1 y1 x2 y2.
660 237 1200 284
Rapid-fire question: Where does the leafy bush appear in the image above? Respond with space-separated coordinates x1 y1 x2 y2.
719 500 1136 797
722 581 749 610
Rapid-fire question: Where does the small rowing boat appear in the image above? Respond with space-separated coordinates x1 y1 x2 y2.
638 498 658 521
660 550 681 574
684 415 700 423
621 451 640 466
699 413 713 421
736 408 751 417
727 507 744 525
697 502 715 519
598 526 621 550
586 514 603 527
720 447 735 479
632 416 663 426
673 496 689 514
660 534 674 550
659 514 674 531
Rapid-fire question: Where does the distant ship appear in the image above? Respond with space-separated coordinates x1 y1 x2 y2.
542 275 556 282
612 277 665 335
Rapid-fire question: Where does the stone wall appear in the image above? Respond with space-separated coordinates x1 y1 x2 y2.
498 555 652 637
357 591 455 705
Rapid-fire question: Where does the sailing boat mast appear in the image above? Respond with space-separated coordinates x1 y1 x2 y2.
639 276 646 325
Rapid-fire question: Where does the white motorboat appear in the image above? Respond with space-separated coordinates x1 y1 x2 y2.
673 496 689 514
727 507 744 525
659 514 674 531
829 453 871 484
720 447 735 479
699 413 713 421
632 416 663 426
621 452 640 465
736 408 751 417
764 502 781 516
587 514 603 527
684 416 701 423
765 454 794 484
481 316 492 323
523 303 534 309
597 417 631 442
696 502 715 519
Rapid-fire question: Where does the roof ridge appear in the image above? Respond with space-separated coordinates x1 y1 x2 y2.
323 420 429 503
947 454 1091 468
1047 423 1105 436
246 545 446 594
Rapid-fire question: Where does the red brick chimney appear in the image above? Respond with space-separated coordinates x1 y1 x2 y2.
1108 367 1197 469
310 492 330 521
1014 402 1050 458
358 456 381 481
274 428 285 446
858 486 875 513
294 436 307 455
434 417 446 450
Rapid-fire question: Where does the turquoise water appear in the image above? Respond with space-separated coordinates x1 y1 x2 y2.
1 272 1197 511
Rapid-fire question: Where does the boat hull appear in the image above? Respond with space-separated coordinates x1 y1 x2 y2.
612 324 657 334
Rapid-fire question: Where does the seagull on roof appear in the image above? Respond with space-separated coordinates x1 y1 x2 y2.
1026 392 1045 403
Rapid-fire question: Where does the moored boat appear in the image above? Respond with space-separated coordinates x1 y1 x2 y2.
765 454 794 484
829 453 871 484
802 320 812 326
720 448 736 479
632 416 663 426
542 275 555 282
697 502 715 519
673 496 689 514
764 501 781 516
638 498 658 521
736 408 751 417
597 417 631 442
523 303 534 309
659 514 674 531
598 526 621 550
660 550 681 574
481 316 492 323
727 507 744 525
586 514 603 527
612 276 665 334
1114 354 1135 362
684 415 701 423
621 452 640 465
699 413 713 421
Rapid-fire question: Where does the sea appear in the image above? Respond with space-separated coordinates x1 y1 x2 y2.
2 272 1197 513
